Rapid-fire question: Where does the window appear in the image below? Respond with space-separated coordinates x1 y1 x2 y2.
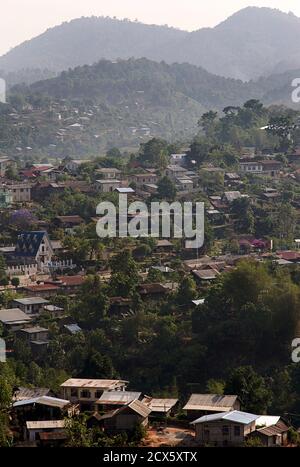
80 390 91 399
222 426 229 436
71 389 78 398
234 426 241 437
95 390 103 399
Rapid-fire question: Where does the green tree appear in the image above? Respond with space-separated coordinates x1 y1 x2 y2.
177 276 197 305
110 250 139 297
157 176 177 202
225 366 272 414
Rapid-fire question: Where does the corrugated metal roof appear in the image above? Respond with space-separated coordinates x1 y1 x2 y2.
97 391 141 405
20 327 48 334
192 411 259 425
14 297 49 306
124 400 151 418
256 421 289 437
13 396 70 409
61 378 128 389
97 401 151 420
13 387 50 402
0 308 32 324
64 324 82 334
184 394 238 411
148 399 178 413
26 420 65 430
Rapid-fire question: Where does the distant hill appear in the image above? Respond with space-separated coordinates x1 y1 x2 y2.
2 7 300 82
1 58 299 155
29 58 254 110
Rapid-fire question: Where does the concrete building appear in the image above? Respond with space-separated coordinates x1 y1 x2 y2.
12 297 49 315
0 308 32 332
95 168 121 180
95 180 122 193
192 411 258 447
60 379 128 411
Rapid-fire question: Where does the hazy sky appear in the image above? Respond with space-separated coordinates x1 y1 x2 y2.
1 0 300 55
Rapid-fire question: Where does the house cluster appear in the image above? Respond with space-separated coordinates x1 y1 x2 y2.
9 379 292 447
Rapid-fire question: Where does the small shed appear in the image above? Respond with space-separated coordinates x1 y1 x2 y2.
98 400 151 434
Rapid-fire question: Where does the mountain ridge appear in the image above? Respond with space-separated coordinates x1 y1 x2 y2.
2 7 300 82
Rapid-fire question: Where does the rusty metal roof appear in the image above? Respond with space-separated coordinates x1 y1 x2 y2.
256 421 289 437
26 420 65 430
61 378 128 389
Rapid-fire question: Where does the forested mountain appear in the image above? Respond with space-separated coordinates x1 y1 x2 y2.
25 58 300 110
28 58 255 109
0 58 298 155
2 7 300 83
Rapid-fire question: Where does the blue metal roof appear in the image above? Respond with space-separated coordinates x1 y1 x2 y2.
14 231 48 258
192 410 259 425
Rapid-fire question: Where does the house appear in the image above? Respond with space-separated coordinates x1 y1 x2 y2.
13 231 54 272
7 183 31 203
60 379 129 411
0 308 32 331
155 240 174 252
184 394 240 420
225 173 240 184
129 173 158 189
176 178 194 192
64 159 91 175
12 297 49 315
32 181 95 200
165 165 187 180
50 240 65 256
25 420 66 443
97 400 151 434
146 398 178 418
222 191 243 204
192 269 220 283
13 396 72 427
170 153 187 167
20 283 61 297
276 251 300 263
239 160 282 177
96 391 142 412
191 410 258 447
138 283 170 301
17 327 49 352
54 215 85 231
144 184 158 195
248 417 289 447
95 179 122 193
56 275 86 293
95 168 121 180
